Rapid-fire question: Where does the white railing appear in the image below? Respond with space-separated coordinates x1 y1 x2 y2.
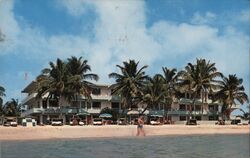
91 94 112 100
230 104 241 109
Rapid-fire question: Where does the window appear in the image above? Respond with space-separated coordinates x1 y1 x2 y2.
180 116 187 121
179 104 186 110
42 100 47 109
92 102 101 109
71 101 78 107
80 101 86 109
49 100 58 107
87 102 91 109
195 105 201 111
209 105 214 111
209 105 218 111
92 88 101 95
111 102 119 109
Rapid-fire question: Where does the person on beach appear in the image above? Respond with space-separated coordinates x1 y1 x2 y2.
136 115 146 136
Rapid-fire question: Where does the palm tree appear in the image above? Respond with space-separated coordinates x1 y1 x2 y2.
0 85 5 98
159 67 179 117
214 74 249 119
109 60 148 112
179 58 222 121
66 56 99 101
161 67 178 97
4 98 21 117
0 85 6 116
141 74 166 114
36 57 99 107
36 58 69 106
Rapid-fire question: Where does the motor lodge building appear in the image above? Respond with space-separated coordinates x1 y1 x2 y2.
21 81 240 125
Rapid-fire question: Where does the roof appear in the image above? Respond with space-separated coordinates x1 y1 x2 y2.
22 81 37 93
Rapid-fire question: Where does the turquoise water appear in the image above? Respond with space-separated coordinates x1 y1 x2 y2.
1 134 249 158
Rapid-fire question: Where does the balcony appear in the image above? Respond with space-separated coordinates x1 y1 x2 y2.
166 110 209 115
21 93 37 105
21 107 80 117
230 104 240 109
21 108 43 117
91 94 112 100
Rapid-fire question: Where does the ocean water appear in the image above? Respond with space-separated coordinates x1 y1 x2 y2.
1 134 249 158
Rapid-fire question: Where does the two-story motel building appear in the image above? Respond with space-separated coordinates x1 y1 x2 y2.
21 81 240 125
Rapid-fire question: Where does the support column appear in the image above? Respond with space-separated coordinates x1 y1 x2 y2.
63 115 66 125
39 114 43 125
47 100 50 108
39 99 43 109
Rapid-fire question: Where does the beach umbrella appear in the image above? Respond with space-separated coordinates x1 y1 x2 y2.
99 113 112 118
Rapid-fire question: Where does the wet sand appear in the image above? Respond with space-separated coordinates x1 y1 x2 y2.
0 125 249 141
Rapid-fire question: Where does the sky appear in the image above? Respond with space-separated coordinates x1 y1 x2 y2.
0 0 249 114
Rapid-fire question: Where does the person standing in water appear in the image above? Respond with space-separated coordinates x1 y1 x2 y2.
136 115 146 136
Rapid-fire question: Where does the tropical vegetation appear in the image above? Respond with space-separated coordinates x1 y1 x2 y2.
109 58 248 120
109 60 148 112
178 59 223 120
3 98 21 117
214 74 249 119
36 56 99 106
0 85 6 116
1 57 249 120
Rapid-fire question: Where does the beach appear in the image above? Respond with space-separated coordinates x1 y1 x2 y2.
0 125 249 141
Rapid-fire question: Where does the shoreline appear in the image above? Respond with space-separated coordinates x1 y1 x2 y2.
0 125 249 141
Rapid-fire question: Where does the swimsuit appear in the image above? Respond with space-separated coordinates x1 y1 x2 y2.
137 124 143 128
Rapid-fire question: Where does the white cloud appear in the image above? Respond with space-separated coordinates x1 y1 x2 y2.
191 11 216 24
0 0 20 53
56 0 93 17
238 10 250 23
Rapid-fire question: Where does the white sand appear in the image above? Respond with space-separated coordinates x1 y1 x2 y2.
0 125 249 141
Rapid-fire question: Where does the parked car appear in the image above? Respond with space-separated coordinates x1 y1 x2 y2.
93 118 103 125
150 118 161 125
3 117 18 127
117 118 127 125
22 118 37 127
231 119 241 125
51 118 63 126
70 118 85 126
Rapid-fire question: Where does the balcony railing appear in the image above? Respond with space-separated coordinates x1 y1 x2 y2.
230 104 240 109
90 94 112 100
166 110 209 115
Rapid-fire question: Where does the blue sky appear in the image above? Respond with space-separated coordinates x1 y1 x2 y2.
0 0 249 113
